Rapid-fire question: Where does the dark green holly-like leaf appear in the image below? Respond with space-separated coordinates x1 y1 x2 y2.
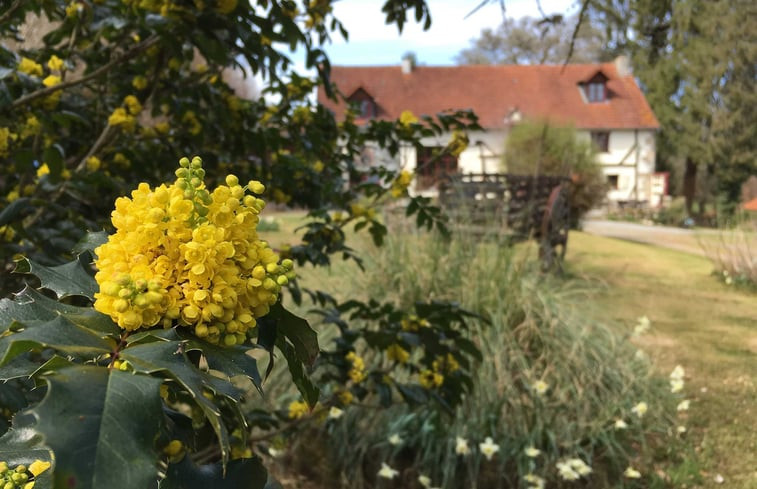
0 315 114 367
0 197 31 227
72 230 108 256
120 341 233 465
0 286 119 337
268 302 318 366
30 366 163 489
160 455 267 489
0 413 53 489
276 337 319 408
13 255 97 300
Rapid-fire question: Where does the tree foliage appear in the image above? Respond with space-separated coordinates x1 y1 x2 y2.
456 14 609 65
504 119 606 224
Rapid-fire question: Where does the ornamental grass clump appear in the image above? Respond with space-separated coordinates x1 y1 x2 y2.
93 156 294 345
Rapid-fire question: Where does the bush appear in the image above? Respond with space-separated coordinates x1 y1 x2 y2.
504 119 607 227
699 217 757 289
276 225 685 488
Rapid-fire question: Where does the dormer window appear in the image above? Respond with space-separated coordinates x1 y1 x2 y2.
582 71 609 103
347 87 377 119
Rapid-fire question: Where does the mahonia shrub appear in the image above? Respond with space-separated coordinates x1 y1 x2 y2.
93 156 294 345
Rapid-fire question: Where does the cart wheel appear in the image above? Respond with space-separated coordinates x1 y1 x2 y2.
539 184 570 271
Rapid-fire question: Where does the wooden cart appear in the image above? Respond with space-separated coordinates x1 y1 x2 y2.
438 173 570 271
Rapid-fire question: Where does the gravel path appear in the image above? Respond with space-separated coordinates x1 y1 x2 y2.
580 219 710 256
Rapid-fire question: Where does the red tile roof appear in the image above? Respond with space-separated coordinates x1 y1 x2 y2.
317 63 660 130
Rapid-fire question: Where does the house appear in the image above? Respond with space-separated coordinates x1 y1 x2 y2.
317 56 664 206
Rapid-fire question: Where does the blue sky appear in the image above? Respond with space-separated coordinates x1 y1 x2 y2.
323 0 578 66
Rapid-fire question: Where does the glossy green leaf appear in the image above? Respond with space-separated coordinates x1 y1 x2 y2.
13 255 97 300
160 456 267 489
72 230 108 256
0 197 31 227
268 302 319 366
0 413 53 489
30 366 163 489
120 341 233 465
0 315 114 367
276 337 319 408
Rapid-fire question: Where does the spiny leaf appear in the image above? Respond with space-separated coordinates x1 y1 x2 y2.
120 341 234 466
13 254 97 300
276 337 319 408
0 315 115 368
30 366 163 489
0 412 53 489
72 230 108 256
268 302 319 366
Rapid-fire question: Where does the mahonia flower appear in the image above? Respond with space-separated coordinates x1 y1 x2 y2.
432 353 459 373
132 75 148 90
108 107 135 130
419 369 443 389
36 163 50 177
0 459 50 488
400 315 430 332
0 127 17 157
385 343 409 364
42 75 61 87
94 156 293 347
47 55 64 72
390 170 413 197
124 95 142 115
17 57 43 77
66 1 84 17
337 389 353 405
399 109 418 126
447 130 469 157
377 462 398 479
345 351 366 383
86 156 101 171
288 400 309 419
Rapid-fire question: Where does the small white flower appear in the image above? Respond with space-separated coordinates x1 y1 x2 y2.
455 436 470 456
670 378 684 393
377 462 398 479
479 437 500 461
532 380 549 396
676 425 687 434
700 386 708 393
268 447 283 458
524 473 545 489
614 418 628 429
670 365 685 380
328 406 344 419
624 466 642 479
714 473 724 484
418 474 432 487
568 458 593 476
633 316 651 336
634 349 647 361
676 400 690 411
631 401 648 418
388 433 403 446
556 461 580 481
725 276 733 285
524 446 541 458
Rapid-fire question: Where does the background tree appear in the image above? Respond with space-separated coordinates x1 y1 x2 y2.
456 14 609 65
503 119 607 226
585 0 757 219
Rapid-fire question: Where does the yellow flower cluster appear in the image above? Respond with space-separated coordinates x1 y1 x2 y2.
288 400 309 419
390 170 413 198
432 353 460 373
94 156 294 346
0 127 17 157
385 343 409 364
108 95 142 131
345 352 366 383
0 459 50 489
17 57 43 77
400 315 430 332
419 369 443 389
399 109 418 126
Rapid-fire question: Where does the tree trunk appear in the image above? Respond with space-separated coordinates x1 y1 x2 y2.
683 157 697 216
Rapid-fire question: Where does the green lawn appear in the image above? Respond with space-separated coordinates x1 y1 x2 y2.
566 232 757 489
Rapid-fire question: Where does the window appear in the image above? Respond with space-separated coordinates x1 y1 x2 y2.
359 99 375 119
416 146 458 190
590 131 610 152
346 88 377 119
586 82 606 102
607 174 619 189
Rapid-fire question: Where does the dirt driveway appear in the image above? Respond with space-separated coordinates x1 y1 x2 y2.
580 219 714 256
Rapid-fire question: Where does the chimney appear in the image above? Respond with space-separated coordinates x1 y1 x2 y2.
614 55 632 77
401 52 415 74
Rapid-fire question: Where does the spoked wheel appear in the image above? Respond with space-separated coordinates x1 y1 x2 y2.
539 184 570 272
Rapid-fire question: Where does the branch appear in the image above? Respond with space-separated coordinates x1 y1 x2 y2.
0 0 24 25
7 35 160 110
562 0 591 70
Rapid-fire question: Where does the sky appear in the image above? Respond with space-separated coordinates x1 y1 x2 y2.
322 0 579 66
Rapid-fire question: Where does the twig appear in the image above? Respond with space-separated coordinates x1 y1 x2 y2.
562 0 591 70
0 0 24 25
7 35 160 110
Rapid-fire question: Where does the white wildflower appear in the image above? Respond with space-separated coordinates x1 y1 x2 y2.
455 436 470 456
631 401 648 418
670 378 684 393
624 466 642 479
377 462 398 479
268 447 283 458
670 365 685 380
388 433 403 446
677 425 687 434
568 458 593 476
532 380 549 396
524 473 545 489
418 474 432 487
479 437 500 461
614 418 628 429
328 406 344 419
633 316 651 336
676 400 690 411
524 446 541 458
556 461 580 481
714 474 724 484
